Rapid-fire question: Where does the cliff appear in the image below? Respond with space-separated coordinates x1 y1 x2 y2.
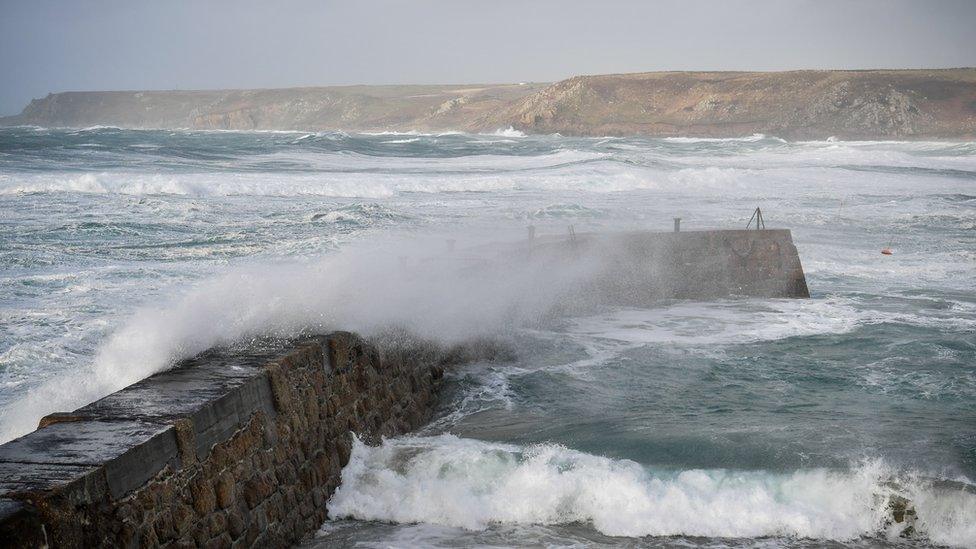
3 70 974 139
0 84 547 133
491 69 976 139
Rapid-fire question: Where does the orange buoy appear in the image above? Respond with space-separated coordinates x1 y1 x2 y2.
881 247 893 255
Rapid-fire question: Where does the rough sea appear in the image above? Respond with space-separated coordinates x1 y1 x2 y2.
0 126 974 547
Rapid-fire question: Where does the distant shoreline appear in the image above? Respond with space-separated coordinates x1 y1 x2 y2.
3 69 975 140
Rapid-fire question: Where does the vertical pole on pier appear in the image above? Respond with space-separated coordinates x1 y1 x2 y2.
569 225 577 246
747 207 765 230
673 218 681 232
528 225 536 243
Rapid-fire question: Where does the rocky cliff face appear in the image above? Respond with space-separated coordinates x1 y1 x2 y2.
3 70 975 139
491 70 976 139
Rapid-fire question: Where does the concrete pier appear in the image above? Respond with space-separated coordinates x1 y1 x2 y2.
505 228 810 300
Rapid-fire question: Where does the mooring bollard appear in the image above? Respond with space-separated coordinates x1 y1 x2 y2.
528 225 536 242
674 217 681 232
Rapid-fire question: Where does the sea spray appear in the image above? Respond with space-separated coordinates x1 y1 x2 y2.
0 229 611 441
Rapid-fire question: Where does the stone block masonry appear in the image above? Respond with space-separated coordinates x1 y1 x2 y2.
0 331 488 548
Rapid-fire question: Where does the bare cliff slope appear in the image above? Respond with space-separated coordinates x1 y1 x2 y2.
3 70 975 139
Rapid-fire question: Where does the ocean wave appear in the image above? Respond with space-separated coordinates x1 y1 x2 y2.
513 203 608 220
565 299 864 347
662 141 976 173
250 147 610 173
563 297 976 355
0 172 401 198
489 126 527 138
662 133 784 144
327 434 976 546
309 203 412 225
69 125 124 133
0 157 647 197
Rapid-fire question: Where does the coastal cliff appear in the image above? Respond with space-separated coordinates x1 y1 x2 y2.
492 69 976 139
2 69 975 139
0 84 547 134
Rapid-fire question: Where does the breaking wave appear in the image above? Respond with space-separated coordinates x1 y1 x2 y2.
663 133 783 144
328 434 976 546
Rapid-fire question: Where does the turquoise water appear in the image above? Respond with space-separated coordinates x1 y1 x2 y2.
0 127 974 546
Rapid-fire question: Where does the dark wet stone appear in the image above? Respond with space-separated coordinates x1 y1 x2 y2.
0 331 492 547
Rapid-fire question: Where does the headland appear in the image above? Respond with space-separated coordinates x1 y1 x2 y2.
2 69 975 139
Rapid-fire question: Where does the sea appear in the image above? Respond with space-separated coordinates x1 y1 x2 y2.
0 126 973 547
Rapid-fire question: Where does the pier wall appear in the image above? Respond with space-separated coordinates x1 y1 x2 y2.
611 229 810 299
0 332 461 548
521 228 810 302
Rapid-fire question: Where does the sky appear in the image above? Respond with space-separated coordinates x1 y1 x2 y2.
1 0 974 115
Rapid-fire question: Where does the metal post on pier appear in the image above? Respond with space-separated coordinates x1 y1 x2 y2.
746 207 765 230
673 217 681 232
527 225 536 242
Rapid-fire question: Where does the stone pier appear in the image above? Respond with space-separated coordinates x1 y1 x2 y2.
0 332 493 548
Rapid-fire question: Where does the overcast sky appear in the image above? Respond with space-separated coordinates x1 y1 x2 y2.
1 0 974 115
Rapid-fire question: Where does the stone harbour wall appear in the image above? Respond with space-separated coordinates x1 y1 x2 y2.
0 331 483 548
517 228 810 304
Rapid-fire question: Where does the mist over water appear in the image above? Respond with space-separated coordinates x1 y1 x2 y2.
0 127 974 547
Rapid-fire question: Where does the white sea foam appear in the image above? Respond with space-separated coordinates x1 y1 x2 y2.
662 133 779 144
566 299 862 346
70 125 123 133
565 297 976 350
0 151 624 197
327 434 976 546
664 141 976 172
490 126 527 138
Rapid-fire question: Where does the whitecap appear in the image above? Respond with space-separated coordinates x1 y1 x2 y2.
327 434 976 546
